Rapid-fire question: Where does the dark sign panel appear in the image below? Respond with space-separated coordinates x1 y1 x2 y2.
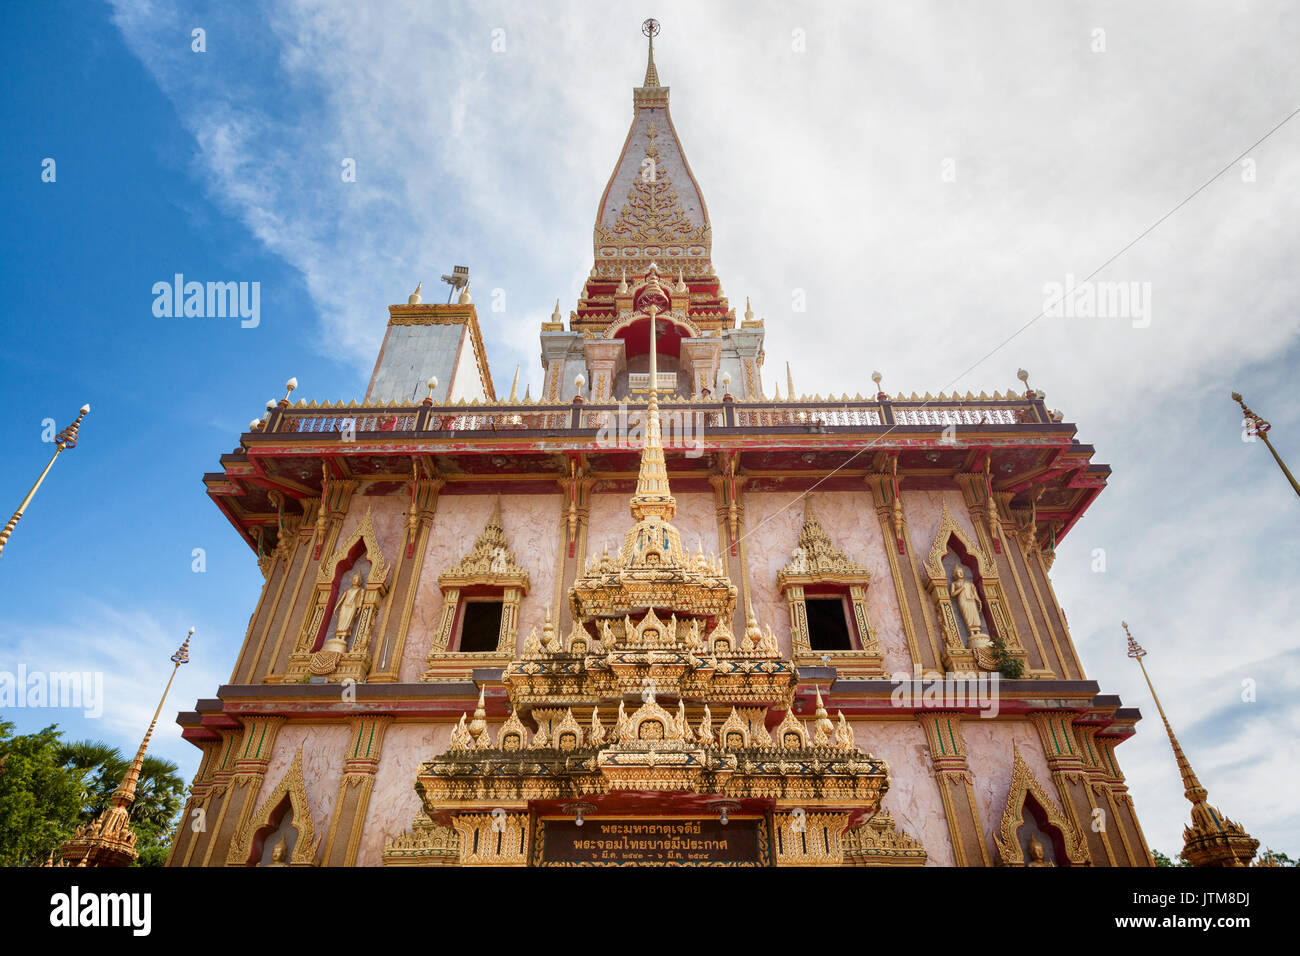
536 817 771 866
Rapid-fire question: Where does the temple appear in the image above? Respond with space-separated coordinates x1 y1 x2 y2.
167 21 1169 867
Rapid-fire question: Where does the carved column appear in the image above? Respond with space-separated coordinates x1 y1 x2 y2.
582 338 625 404
370 474 444 681
680 336 722 397
709 454 749 637
168 730 241 867
1030 711 1110 865
207 716 286 866
1006 489 1080 679
1075 724 1153 866
865 469 942 675
557 465 596 633
321 716 394 867
916 712 991 866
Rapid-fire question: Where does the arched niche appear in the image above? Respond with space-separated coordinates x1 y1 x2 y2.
285 510 390 682
922 506 1024 670
252 797 299 866
993 746 1089 867
314 540 373 653
227 749 321 866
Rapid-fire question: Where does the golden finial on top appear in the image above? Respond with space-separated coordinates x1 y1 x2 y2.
641 18 661 87
1122 621 1145 659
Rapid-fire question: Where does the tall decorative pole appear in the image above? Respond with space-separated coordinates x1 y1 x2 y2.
1232 391 1300 499
0 404 90 557
57 627 194 867
1124 622 1259 867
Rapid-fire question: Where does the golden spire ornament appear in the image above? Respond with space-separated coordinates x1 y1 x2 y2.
0 404 89 558
641 18 661 87
629 304 676 522
1124 622 1259 867
55 627 194 867
1232 391 1299 498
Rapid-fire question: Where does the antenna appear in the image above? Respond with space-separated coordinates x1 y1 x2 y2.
440 265 470 303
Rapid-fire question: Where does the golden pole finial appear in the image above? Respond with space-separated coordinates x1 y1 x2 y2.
786 361 795 400
1123 622 1259 867
1232 391 1300 498
641 18 661 87
0 403 90 558
508 364 520 403
56 626 193 867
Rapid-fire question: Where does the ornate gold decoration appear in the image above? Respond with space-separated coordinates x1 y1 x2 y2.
421 499 531 681
382 810 460 866
922 506 1024 673
283 509 390 683
226 748 322 866
777 498 883 677
405 312 891 865
452 812 529 866
842 810 928 866
993 746 1089 867
438 498 529 586
594 150 709 251
773 811 849 865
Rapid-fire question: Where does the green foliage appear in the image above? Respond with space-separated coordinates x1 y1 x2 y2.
0 721 185 866
992 637 1024 679
1152 849 1190 867
0 721 85 865
134 844 171 867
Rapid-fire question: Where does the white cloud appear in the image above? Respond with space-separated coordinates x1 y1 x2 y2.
1 601 230 779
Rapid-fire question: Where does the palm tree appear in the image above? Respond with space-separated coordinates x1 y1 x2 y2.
57 740 185 860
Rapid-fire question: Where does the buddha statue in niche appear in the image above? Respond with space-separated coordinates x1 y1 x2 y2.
949 566 989 646
323 571 365 653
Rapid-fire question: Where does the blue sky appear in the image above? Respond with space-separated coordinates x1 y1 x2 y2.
1 0 1297 859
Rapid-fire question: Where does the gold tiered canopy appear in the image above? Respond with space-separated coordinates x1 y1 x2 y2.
412 291 909 866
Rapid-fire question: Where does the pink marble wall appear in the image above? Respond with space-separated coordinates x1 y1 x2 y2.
398 493 561 679
741 491 803 653
355 723 452 867
904 489 980 563
507 494 563 644
961 720 1059 862
743 490 909 663
336 492 406 565
257 723 352 862
803 491 911 674
585 491 720 561
852 720 956 866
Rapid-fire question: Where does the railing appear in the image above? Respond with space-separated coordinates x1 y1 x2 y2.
278 411 421 433
264 395 1047 437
